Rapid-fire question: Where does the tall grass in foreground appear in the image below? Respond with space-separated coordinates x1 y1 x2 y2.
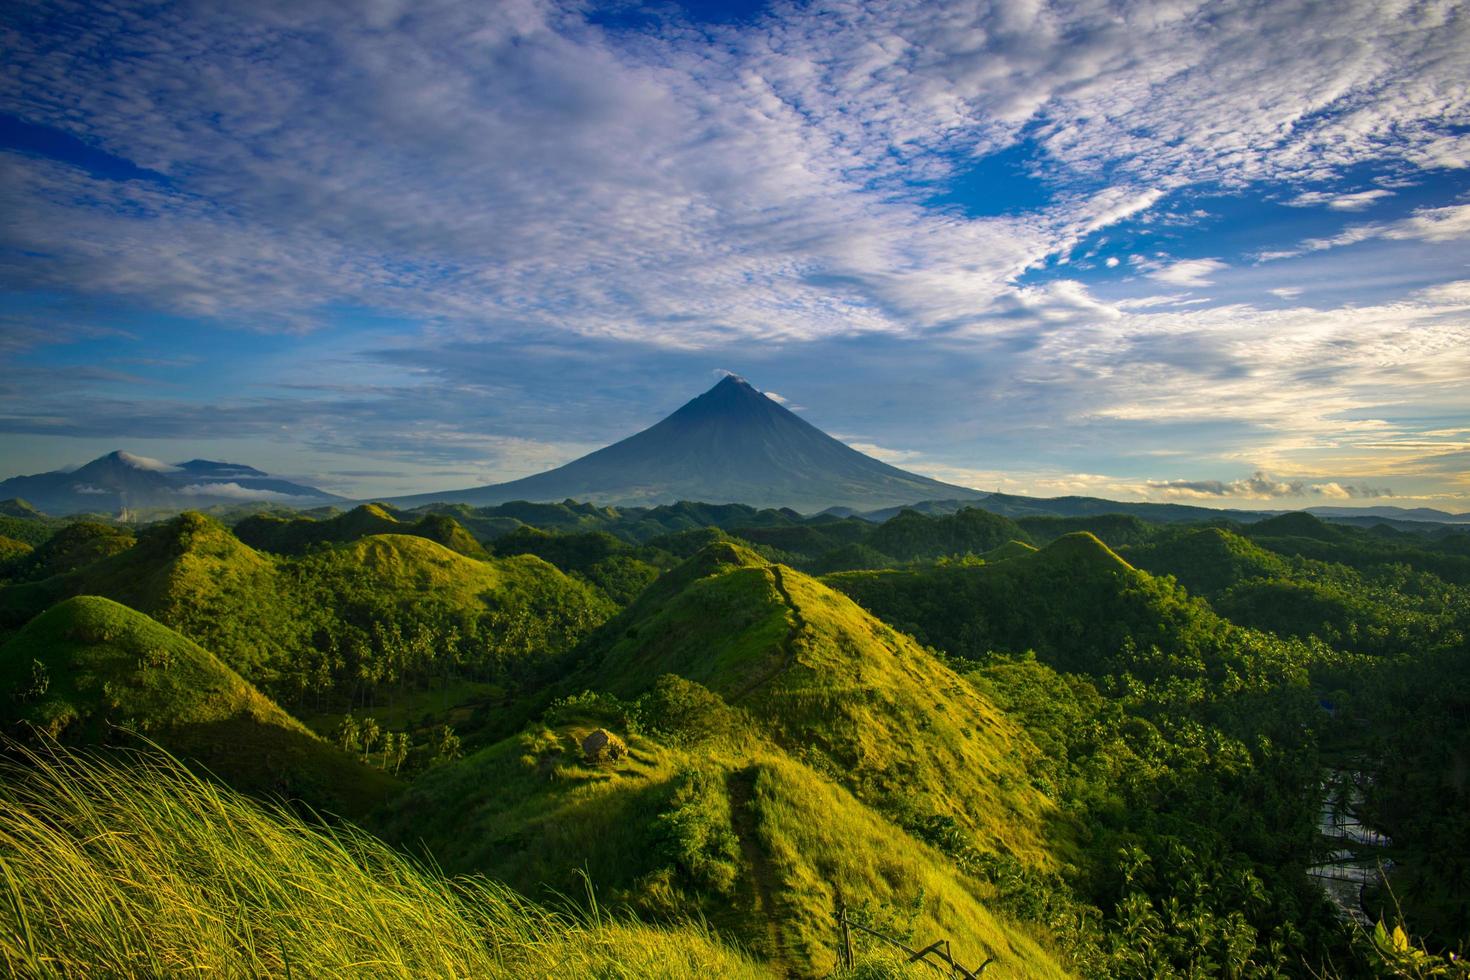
0 743 767 978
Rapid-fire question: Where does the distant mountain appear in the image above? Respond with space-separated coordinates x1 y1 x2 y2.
389 376 986 512
0 451 341 516
1306 504 1470 524
908 494 1470 529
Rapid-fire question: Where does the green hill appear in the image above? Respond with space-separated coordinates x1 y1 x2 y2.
577 542 1062 865
0 596 397 816
865 507 1031 561
234 503 488 558
1248 511 1342 541
0 513 613 704
8 520 135 581
824 532 1224 677
981 539 1040 562
378 717 1069 977
1122 526 1292 598
377 543 1077 975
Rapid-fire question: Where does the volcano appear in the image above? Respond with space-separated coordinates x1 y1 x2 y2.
0 452 341 516
390 376 985 512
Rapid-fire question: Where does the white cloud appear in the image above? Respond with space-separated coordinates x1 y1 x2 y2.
0 0 1466 345
1285 189 1394 211
1147 471 1392 500
845 441 924 464
1147 258 1228 287
174 482 319 502
763 391 788 404
116 451 180 473
1416 280 1470 305
1262 203 1470 261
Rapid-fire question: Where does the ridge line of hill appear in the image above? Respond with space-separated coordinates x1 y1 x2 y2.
728 565 806 706
726 765 791 968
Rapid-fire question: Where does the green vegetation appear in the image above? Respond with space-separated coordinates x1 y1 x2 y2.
0 535 31 580
0 596 397 815
378 709 1068 976
491 525 668 603
2 498 1467 976
0 513 613 716
235 502 489 558
0 743 767 979
8 521 135 581
823 531 1465 974
577 542 1061 864
0 498 60 547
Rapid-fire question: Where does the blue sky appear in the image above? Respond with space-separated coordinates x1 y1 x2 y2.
2 0 1469 509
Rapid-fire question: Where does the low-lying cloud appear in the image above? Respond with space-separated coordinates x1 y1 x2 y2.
174 482 323 502
1149 472 1393 500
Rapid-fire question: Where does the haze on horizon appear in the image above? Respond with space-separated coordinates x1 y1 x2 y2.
2 0 1468 511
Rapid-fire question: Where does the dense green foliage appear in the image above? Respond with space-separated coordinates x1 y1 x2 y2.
8 521 134 581
235 503 489 558
0 513 614 723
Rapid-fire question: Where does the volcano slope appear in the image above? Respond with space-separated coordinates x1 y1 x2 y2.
376 542 1073 977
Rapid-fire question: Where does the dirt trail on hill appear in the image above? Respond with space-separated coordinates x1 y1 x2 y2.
728 566 806 705
726 766 793 973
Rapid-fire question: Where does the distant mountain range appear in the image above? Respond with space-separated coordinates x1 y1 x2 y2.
5 382 1463 524
839 495 1470 527
387 375 986 512
0 452 340 516
1304 505 1470 524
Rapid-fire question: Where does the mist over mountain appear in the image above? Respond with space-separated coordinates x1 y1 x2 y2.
390 376 985 512
0 452 340 516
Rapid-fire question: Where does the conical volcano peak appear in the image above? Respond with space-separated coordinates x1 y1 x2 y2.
675 374 785 420
707 374 772 401
387 377 986 512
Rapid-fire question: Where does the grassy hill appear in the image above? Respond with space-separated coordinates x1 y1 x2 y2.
378 715 1070 977
0 513 613 706
0 744 766 978
7 520 135 582
573 542 1063 866
824 532 1202 676
1121 526 1292 598
235 503 488 558
0 596 397 816
374 542 1077 975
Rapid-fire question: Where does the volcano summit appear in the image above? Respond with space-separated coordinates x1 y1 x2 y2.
392 376 984 512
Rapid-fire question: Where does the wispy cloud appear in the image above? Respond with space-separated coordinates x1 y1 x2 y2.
1259 203 1470 261
1284 189 1395 211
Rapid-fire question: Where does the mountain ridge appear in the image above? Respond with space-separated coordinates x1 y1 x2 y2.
0 451 340 516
